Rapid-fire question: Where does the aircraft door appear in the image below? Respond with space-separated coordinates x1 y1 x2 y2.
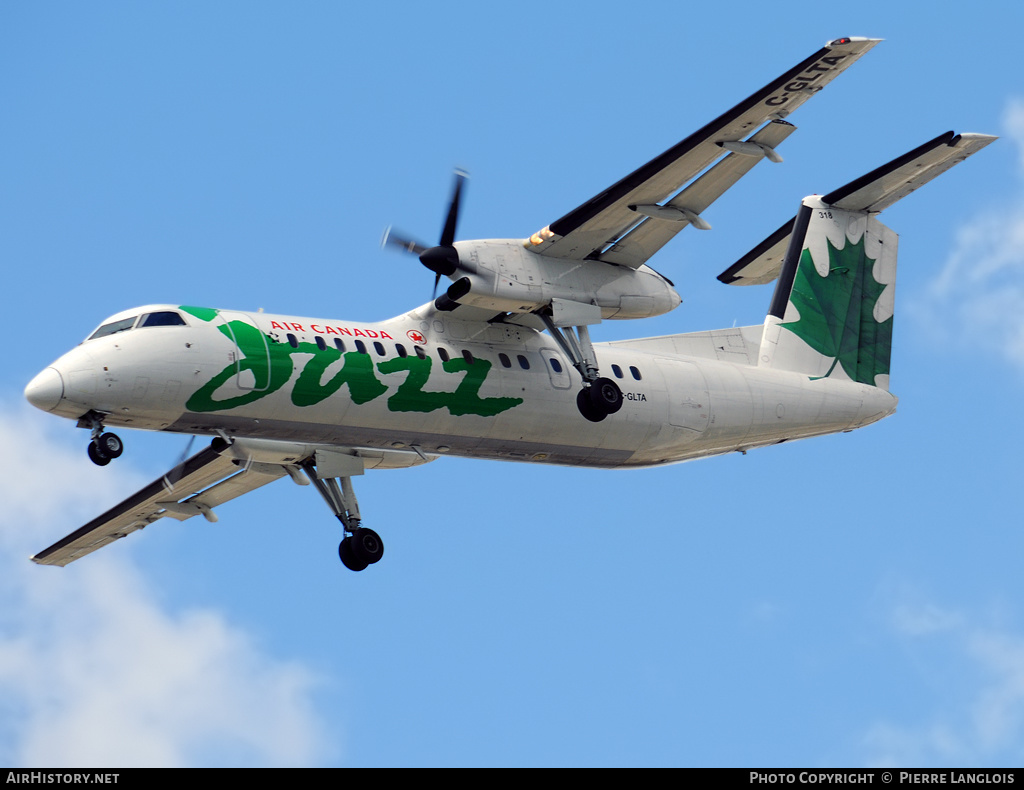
539 348 572 389
218 311 272 391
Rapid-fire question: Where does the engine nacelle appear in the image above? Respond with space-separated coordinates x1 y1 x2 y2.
437 239 681 319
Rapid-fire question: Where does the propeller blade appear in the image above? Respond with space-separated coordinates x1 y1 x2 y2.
439 169 468 247
381 225 429 256
382 169 469 302
161 435 198 494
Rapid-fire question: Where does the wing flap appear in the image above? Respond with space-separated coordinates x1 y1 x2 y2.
31 440 286 567
598 120 798 267
526 37 880 264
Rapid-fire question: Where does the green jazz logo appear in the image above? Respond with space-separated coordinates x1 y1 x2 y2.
780 235 892 387
182 309 523 417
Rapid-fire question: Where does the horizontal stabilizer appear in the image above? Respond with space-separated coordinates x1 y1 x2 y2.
718 131 996 285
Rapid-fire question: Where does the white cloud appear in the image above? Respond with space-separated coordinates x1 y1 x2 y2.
862 599 1024 767
0 403 339 767
920 98 1024 371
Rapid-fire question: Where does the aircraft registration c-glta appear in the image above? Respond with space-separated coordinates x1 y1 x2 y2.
25 37 994 571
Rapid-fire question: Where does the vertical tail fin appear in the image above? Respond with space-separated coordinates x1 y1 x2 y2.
758 198 897 390
729 131 995 391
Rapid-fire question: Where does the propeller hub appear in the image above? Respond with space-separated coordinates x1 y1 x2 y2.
419 245 459 277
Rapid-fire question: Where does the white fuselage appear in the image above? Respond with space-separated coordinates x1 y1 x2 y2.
26 303 897 469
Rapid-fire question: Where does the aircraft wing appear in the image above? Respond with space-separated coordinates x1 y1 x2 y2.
31 439 291 567
718 130 998 285
525 37 880 268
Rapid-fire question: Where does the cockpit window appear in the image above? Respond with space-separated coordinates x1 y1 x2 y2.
138 311 187 328
88 316 139 341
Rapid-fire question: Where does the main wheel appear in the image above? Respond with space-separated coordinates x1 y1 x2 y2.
576 389 606 422
87 442 111 466
98 432 124 459
350 527 384 565
339 537 369 572
587 377 623 414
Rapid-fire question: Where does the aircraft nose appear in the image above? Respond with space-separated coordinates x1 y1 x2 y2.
25 367 65 412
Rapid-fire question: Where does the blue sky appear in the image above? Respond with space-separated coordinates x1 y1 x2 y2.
3 1 1024 767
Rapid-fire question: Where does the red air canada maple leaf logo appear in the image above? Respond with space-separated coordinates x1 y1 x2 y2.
406 330 426 344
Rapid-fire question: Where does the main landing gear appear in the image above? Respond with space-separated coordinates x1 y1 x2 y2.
539 314 623 423
301 459 384 572
338 528 384 572
576 377 624 422
80 411 124 466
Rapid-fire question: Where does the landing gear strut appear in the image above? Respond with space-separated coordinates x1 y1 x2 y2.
539 313 622 422
301 459 384 572
80 411 124 466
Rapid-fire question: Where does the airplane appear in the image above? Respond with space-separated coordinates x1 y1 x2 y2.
23 37 995 572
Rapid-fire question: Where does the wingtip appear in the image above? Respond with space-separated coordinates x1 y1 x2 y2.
826 36 884 49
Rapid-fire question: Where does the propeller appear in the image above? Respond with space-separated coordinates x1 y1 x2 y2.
382 169 468 298
161 434 197 494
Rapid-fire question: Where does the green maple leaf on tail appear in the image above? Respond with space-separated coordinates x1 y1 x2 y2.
779 235 893 386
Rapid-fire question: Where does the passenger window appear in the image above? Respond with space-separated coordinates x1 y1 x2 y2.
630 366 642 381
315 336 327 351
355 340 367 354
373 341 385 356
414 346 426 360
396 344 408 358
334 338 346 352
139 311 186 328
462 349 474 364
287 333 298 349
517 355 530 370
611 364 623 379
549 358 563 373
499 353 511 368
438 347 450 363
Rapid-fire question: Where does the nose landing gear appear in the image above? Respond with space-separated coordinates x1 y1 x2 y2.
87 433 124 465
80 412 124 466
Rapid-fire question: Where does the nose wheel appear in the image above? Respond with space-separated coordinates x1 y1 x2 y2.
87 430 124 466
80 411 125 466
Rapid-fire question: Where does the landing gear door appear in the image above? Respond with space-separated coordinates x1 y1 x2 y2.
218 311 272 391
